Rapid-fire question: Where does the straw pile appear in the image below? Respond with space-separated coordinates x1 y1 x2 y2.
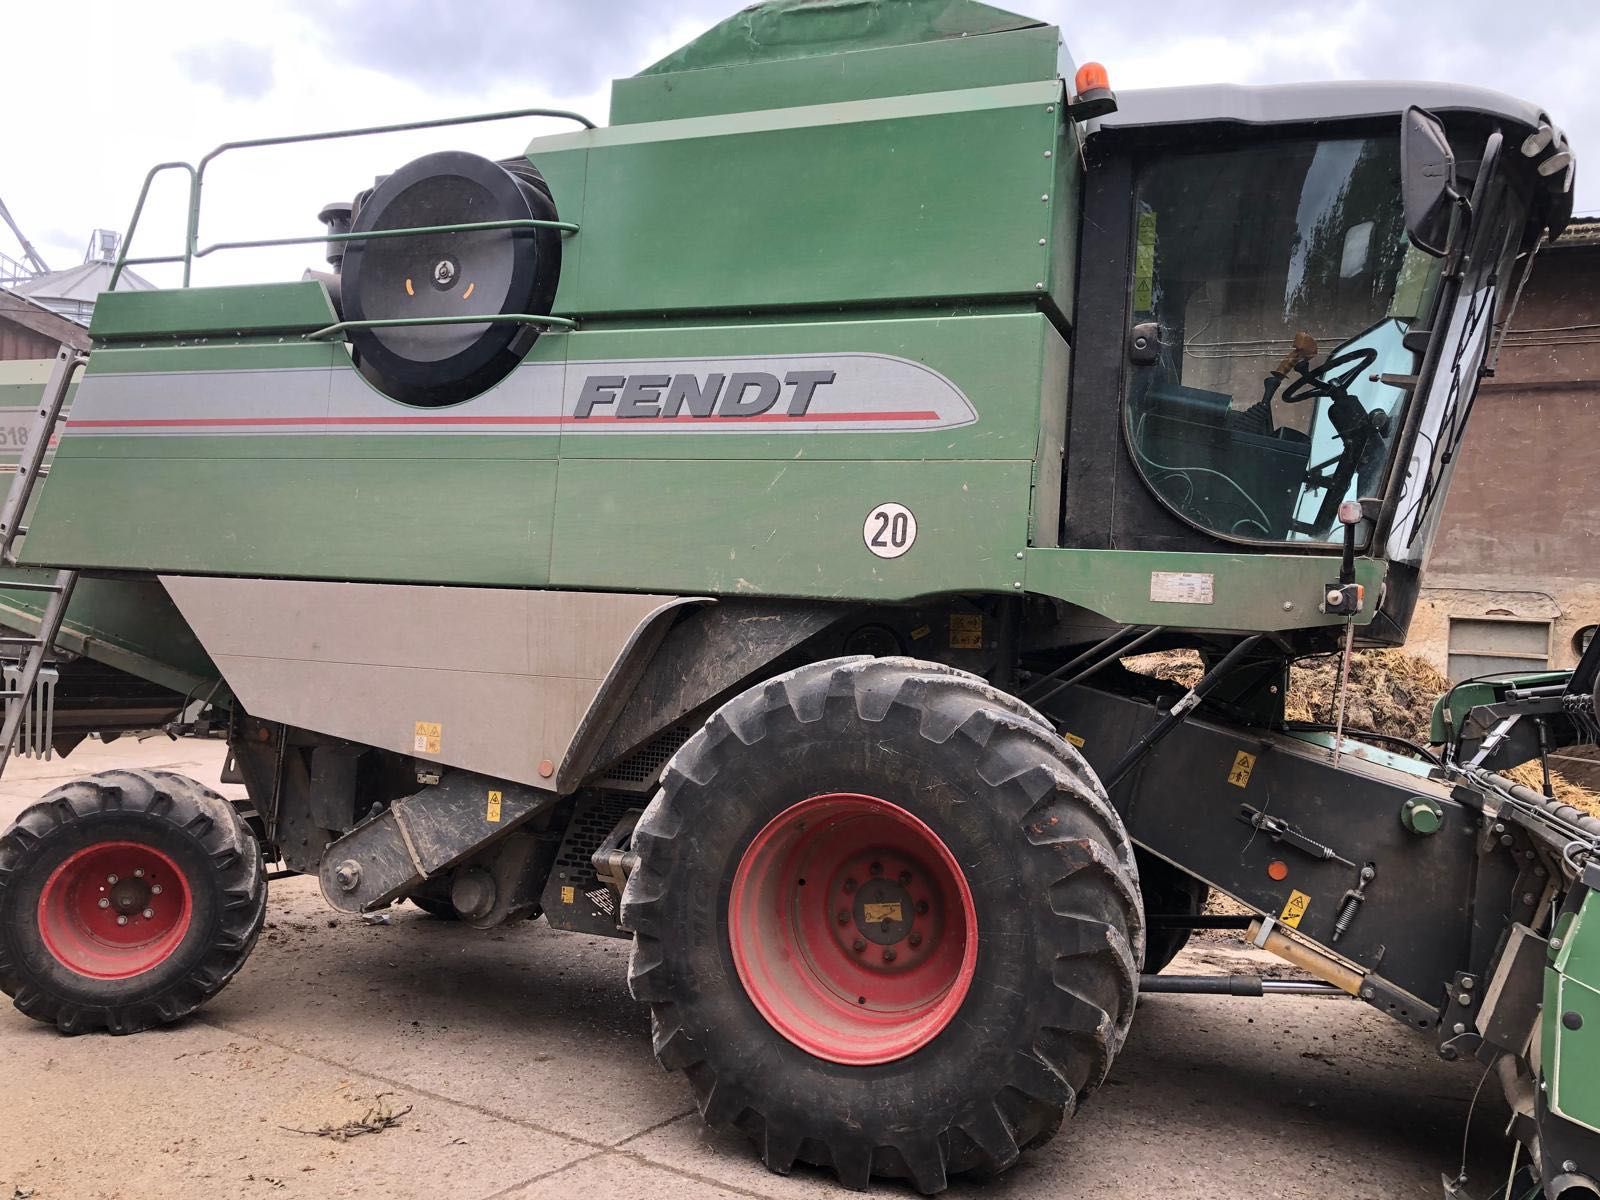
1123 648 1600 817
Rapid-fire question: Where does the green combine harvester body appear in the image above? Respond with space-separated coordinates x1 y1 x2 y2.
0 3 1595 1195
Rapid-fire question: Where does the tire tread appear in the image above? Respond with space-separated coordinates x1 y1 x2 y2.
0 769 267 1035
622 656 1141 1193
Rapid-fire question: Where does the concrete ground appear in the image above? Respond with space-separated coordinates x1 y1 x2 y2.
0 738 1515 1200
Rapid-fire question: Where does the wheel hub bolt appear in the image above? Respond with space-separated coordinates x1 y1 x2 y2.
151 884 163 895
133 869 144 878
899 870 912 885
842 878 856 894
836 910 850 926
142 908 154 919
909 932 923 947
883 948 897 963
97 897 111 909
869 861 882 876
334 860 362 893
107 874 118 884
852 938 866 952
916 900 929 915
116 915 128 926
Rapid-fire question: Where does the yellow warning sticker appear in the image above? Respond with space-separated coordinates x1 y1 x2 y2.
486 790 503 823
1280 889 1311 929
863 901 903 923
1063 731 1086 748
1133 210 1158 311
1228 750 1257 788
909 624 932 641
560 885 575 905
948 613 984 650
413 721 442 755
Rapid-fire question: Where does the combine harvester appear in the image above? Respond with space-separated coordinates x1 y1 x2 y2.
0 2 1593 1194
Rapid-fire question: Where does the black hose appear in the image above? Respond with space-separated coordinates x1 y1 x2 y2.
1100 635 1265 791
1141 973 1264 996
1020 625 1137 703
1030 626 1166 709
1489 772 1600 841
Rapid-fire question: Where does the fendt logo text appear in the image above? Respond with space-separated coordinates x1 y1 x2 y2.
573 370 837 420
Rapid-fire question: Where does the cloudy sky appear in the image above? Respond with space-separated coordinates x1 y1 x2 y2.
5 0 1594 289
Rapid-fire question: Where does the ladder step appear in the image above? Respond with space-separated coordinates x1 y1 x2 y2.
0 636 41 645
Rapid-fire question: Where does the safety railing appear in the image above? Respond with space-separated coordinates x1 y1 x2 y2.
306 312 578 341
109 106 595 336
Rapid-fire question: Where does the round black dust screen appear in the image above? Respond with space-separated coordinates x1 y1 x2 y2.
341 150 561 406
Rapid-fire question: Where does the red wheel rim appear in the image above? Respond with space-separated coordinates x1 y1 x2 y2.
728 793 978 1065
36 842 193 979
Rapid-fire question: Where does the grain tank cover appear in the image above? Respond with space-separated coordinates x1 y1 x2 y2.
641 0 1042 74
607 0 1059 123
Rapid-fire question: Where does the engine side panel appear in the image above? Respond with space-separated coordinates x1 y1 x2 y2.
161 576 680 789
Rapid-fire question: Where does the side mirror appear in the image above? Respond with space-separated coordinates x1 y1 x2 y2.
1401 107 1461 257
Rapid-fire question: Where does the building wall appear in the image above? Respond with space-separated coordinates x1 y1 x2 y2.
0 316 60 361
1410 239 1600 676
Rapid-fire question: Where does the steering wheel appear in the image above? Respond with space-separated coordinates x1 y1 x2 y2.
1279 347 1384 535
1280 347 1379 405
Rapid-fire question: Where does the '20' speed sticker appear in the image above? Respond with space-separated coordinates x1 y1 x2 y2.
863 502 917 559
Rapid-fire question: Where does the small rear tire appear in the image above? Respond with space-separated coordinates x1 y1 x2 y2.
0 769 267 1034
409 895 459 920
1136 850 1209 974
623 657 1142 1192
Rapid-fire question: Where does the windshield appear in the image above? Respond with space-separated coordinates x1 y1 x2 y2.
1126 135 1446 543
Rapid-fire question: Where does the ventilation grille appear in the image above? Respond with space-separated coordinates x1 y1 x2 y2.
596 722 695 790
553 789 638 893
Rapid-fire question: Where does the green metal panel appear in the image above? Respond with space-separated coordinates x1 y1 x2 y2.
1045 116 1082 319
0 574 216 695
557 311 1052 461
611 25 1059 124
550 458 1032 597
533 152 588 321
640 0 1041 76
0 363 218 691
1285 729 1436 780
28 454 557 585
25 313 1052 590
528 82 1061 317
82 339 351 377
90 282 337 341
1429 672 1577 743
24 328 567 583
1022 548 1387 633
1549 894 1600 1135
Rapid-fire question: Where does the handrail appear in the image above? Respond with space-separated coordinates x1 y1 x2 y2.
110 162 198 289
305 313 578 342
194 218 580 260
110 106 596 291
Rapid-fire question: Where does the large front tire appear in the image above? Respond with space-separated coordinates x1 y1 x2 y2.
0 769 266 1034
622 657 1142 1192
